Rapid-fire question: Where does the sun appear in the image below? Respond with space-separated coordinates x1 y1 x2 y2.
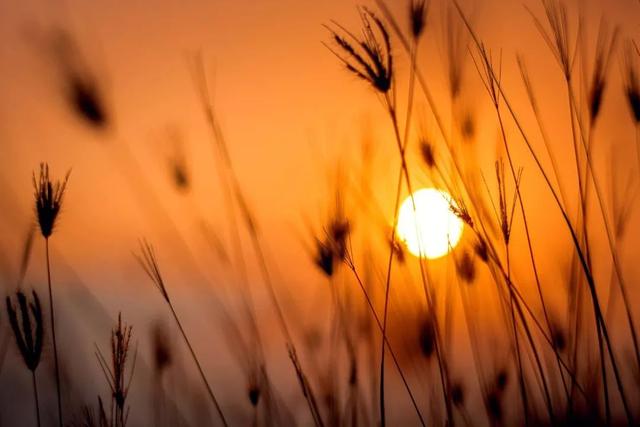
396 188 464 259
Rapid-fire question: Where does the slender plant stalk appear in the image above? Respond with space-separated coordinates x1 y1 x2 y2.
32 371 41 427
378 162 403 427
636 124 640 175
506 245 530 425
380 92 453 426
45 239 63 427
190 57 324 427
345 245 426 426
167 303 229 427
490 59 570 407
453 6 635 423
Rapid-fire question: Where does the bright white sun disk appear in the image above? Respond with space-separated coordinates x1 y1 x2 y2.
396 188 464 259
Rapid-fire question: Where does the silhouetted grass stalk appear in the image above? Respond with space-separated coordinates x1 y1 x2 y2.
45 240 63 427
189 57 324 427
456 3 634 423
344 249 426 426
136 242 229 427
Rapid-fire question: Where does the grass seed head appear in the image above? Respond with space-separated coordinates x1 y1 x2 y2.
419 138 435 169
409 0 428 40
326 7 393 94
6 290 43 372
474 237 489 263
418 313 436 359
456 250 476 284
623 41 640 123
451 382 465 407
33 163 71 239
69 73 108 129
151 321 172 374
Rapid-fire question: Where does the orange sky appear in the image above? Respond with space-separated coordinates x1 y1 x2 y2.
1 0 640 423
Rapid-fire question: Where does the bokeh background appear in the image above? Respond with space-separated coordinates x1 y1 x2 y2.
1 0 640 425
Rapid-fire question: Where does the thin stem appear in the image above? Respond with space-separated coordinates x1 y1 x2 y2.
378 31 420 426
636 124 640 177
345 256 426 427
596 320 611 426
190 57 324 427
453 9 635 423
45 239 63 427
507 247 530 425
32 371 41 427
384 94 453 425
167 303 228 427
378 164 403 427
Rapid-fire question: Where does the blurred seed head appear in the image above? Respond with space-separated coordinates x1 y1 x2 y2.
312 200 351 277
418 313 436 359
451 381 465 407
166 128 191 193
329 216 350 262
419 138 435 169
587 21 618 123
6 290 43 372
33 163 71 239
69 73 108 129
151 321 172 374
495 368 508 392
409 0 429 40
247 369 261 407
474 237 489 263
248 386 260 407
455 250 476 284
47 30 110 130
549 318 567 352
485 390 502 423
314 239 335 277
390 237 406 264
460 110 475 141
623 41 640 124
444 3 468 100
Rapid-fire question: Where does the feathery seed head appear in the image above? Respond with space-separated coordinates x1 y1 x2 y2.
33 163 71 239
6 290 43 372
135 240 170 303
326 7 393 94
449 197 473 228
96 313 136 417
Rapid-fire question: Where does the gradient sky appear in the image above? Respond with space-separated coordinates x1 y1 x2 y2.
1 0 640 423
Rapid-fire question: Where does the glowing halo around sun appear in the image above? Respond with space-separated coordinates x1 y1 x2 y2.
396 188 464 259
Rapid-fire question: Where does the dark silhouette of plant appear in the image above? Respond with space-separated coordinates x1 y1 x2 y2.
135 240 229 427
7 290 44 427
33 163 70 427
95 313 136 427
